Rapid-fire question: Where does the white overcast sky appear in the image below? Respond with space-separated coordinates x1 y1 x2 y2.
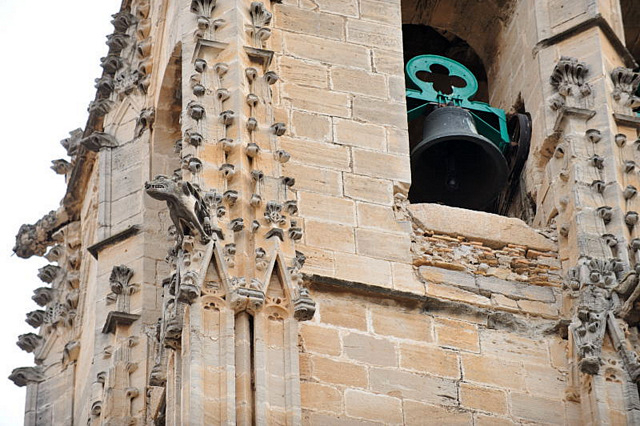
0 0 120 423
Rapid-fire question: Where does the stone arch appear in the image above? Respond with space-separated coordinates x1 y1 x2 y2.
151 42 183 178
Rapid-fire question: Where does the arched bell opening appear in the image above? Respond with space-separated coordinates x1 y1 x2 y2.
621 0 640 65
403 24 531 217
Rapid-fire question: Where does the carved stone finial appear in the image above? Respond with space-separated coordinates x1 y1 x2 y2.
611 67 640 108
9 367 45 387
190 0 216 17
293 287 316 321
264 201 286 225
549 56 591 110
110 265 134 294
177 271 201 304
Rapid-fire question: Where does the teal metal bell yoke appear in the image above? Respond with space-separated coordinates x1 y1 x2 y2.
405 54 510 152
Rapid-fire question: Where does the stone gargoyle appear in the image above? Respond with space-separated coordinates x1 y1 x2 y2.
145 175 222 246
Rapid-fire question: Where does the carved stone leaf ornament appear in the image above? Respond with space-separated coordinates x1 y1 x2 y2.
549 56 591 110
110 265 134 294
611 67 640 108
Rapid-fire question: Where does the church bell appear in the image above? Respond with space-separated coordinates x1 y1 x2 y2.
409 106 508 210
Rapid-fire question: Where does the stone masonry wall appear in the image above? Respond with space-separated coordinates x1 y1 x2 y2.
272 0 413 291
298 288 575 425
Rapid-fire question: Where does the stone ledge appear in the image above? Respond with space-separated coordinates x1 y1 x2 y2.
102 311 140 334
87 225 141 259
408 204 555 252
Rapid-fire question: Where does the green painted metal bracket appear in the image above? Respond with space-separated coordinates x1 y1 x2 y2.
405 54 510 152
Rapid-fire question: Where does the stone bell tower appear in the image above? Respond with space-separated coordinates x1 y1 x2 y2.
11 0 640 424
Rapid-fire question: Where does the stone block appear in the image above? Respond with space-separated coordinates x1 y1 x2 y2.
427 283 492 309
511 392 564 424
344 389 403 424
523 363 567 399
372 48 404 75
299 191 356 226
434 318 479 352
477 276 556 303
460 383 508 415
391 262 425 294
280 137 351 171
356 202 405 233
352 148 410 181
334 118 386 151
300 323 342 356
278 55 329 90
294 244 335 276
475 414 514 426
387 127 409 155
399 343 460 378
480 329 550 365
408 203 556 251
549 337 569 370
305 220 355 253
312 356 368 388
281 163 342 196
369 368 457 405
305 412 382 426
355 228 411 261
352 97 408 129
343 333 396 366
312 0 358 17
403 400 473 425
292 110 332 140
319 297 368 331
331 67 388 98
491 294 520 312
346 19 402 51
275 5 345 40
388 74 405 102
284 32 370 69
371 308 433 341
360 0 402 25
282 84 351 117
335 253 392 287
461 353 525 390
300 381 342 413
346 175 394 205
517 299 559 318
419 266 477 289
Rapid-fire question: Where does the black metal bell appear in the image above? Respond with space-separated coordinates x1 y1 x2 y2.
409 106 508 210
